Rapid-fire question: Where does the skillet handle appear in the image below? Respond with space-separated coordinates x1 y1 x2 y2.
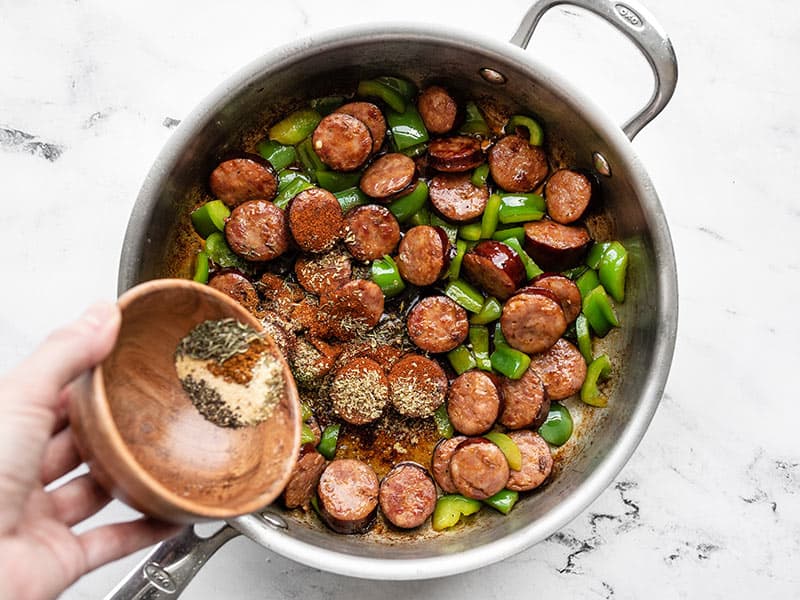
510 0 677 140
104 525 240 600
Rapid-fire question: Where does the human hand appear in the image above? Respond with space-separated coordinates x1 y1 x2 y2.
0 303 181 600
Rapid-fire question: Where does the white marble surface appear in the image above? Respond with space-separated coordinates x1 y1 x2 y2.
1 0 798 597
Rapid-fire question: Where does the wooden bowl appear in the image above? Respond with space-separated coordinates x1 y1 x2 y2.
69 279 301 523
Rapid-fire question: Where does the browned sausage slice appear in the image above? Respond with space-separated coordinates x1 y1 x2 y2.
294 248 352 296
407 296 468 353
290 337 336 389
209 154 278 207
359 153 416 200
428 136 484 172
225 200 289 261
312 113 373 172
446 370 501 436
283 448 327 509
506 430 553 492
319 279 385 340
417 86 458 134
343 205 401 261
499 367 550 430
461 240 525 300
431 436 468 493
528 338 587 400
500 292 567 354
317 459 379 534
449 438 510 500
329 357 389 425
335 102 386 152
208 271 259 313
287 187 343 253
396 225 452 286
387 354 448 417
523 220 591 272
378 462 437 529
428 173 489 222
260 310 297 361
545 169 592 224
530 274 582 323
488 135 549 192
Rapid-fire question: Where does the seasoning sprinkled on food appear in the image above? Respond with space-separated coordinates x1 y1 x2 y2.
175 318 284 428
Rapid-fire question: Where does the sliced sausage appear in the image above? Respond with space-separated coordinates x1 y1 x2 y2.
290 337 336 389
379 462 437 529
446 370 501 436
428 136 484 172
449 438 509 500
387 354 448 417
407 296 468 353
208 271 259 313
396 225 452 286
259 310 296 360
359 153 416 200
500 292 567 354
329 357 389 425
225 200 289 261
499 367 550 430
431 436 468 493
506 430 553 492
530 274 582 323
523 220 591 272
312 113 372 172
317 459 379 534
335 101 386 152
287 187 343 253
305 414 322 446
343 205 401 262
488 135 548 193
209 154 278 207
461 240 525 300
528 338 587 400
283 448 327 509
417 86 457 134
545 169 592 224
318 279 385 340
428 173 489 222
294 248 352 296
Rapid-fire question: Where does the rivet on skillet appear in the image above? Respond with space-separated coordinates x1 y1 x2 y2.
260 511 289 529
592 152 612 177
479 68 507 85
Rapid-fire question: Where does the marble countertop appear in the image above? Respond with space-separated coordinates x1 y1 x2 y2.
2 0 798 597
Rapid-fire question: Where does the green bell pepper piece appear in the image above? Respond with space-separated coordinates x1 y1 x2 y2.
445 280 485 313
483 489 519 515
388 180 428 222
434 404 454 439
269 108 321 145
309 95 345 116
582 285 619 337
205 232 246 270
493 321 508 348
334 186 369 213
469 325 492 371
447 345 477 375
458 101 490 137
432 494 482 531
582 354 612 407
562 264 589 280
374 76 417 101
278 169 310 191
586 241 612 269
575 268 600 299
300 423 317 445
358 79 406 112
371 255 406 298
315 170 362 193
192 250 209 284
273 177 314 210
498 193 546 224
191 200 230 238
598 241 628 303
539 403 573 446
469 297 502 325
492 227 525 243
483 431 522 470
399 142 429 158
505 114 544 146
575 313 593 363
430 214 458 246
480 194 502 239
471 164 490 187
490 345 531 380
387 104 429 150
256 139 297 171
295 136 326 182
409 204 431 226
501 237 543 280
300 402 313 422
458 223 483 241
317 423 341 460
448 239 469 281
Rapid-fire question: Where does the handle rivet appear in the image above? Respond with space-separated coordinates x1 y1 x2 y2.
479 68 507 85
260 511 288 529
592 151 612 177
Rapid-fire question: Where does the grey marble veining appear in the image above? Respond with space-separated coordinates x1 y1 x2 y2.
1 0 798 598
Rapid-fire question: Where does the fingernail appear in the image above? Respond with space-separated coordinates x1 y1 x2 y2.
82 302 118 329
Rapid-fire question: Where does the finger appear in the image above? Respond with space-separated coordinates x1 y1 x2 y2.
49 387 72 435
79 518 183 572
49 473 111 526
41 427 82 485
7 302 121 408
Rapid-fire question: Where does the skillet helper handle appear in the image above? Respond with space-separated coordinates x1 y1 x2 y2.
104 524 240 600
510 0 678 140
